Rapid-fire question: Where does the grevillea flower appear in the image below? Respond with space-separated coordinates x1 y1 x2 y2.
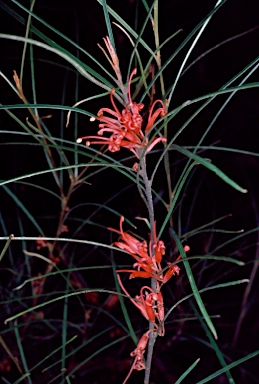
122 330 153 384
110 216 183 284
117 275 158 324
109 216 157 279
110 217 188 381
77 69 166 158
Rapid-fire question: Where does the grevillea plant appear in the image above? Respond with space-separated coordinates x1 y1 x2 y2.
0 1 259 383
75 41 190 381
72 33 254 382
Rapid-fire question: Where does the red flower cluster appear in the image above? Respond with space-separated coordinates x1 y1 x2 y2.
77 69 166 158
110 216 190 382
111 216 185 285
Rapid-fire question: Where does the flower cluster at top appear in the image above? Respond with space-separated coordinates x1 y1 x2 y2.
77 69 167 158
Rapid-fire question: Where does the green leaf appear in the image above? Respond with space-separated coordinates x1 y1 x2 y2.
169 227 218 339
191 303 235 383
171 144 247 193
158 161 197 238
196 350 259 384
96 0 155 58
4 288 128 324
14 321 33 384
2 185 43 234
140 0 227 102
111 252 138 345
165 279 249 322
1 0 115 83
175 358 200 384
0 234 14 263
0 33 115 93
101 0 116 51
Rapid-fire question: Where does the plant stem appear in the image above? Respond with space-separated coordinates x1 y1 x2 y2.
144 324 158 384
140 154 158 384
139 156 155 240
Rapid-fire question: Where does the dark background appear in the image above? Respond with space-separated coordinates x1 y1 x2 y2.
0 0 259 383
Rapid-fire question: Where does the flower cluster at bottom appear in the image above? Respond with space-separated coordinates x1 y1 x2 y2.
110 217 190 383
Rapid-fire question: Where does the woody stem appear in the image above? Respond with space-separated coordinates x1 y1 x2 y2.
144 321 157 384
139 155 157 384
139 156 155 245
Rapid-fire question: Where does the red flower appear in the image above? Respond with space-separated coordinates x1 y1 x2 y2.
110 217 187 285
110 216 158 279
152 221 166 263
117 275 157 324
122 330 153 383
163 245 190 284
77 69 166 158
117 274 165 334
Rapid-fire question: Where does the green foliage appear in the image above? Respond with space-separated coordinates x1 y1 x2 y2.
0 0 258 383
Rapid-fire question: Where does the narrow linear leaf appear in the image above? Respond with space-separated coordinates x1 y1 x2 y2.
17 336 78 378
66 334 129 377
175 358 200 384
211 226 259 254
0 162 131 188
168 0 225 104
182 26 259 76
2 378 12 384
191 303 235 383
0 34 114 93
196 350 259 384
14 321 32 384
13 374 31 384
0 102 94 117
140 0 227 102
158 161 197 238
2 185 43 234
171 144 247 193
0 335 23 374
164 279 249 323
0 234 14 263
169 227 218 339
179 255 244 266
96 0 156 58
102 0 116 51
185 145 259 158
41 326 119 373
111 252 138 344
4 289 127 324
6 0 115 80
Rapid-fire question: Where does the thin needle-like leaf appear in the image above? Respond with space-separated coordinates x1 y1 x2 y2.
169 227 218 339
175 358 200 384
0 34 115 94
196 350 259 384
191 303 235 383
0 234 14 263
2 185 43 234
102 0 116 52
171 145 247 193
4 289 129 324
